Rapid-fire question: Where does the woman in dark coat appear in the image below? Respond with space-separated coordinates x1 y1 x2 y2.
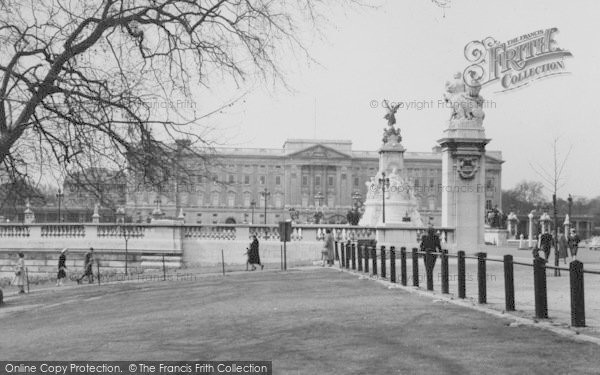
56 248 68 286
247 235 264 271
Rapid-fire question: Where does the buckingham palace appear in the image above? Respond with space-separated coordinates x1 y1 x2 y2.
125 138 503 225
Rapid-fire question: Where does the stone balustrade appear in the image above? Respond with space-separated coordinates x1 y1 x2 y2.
0 223 455 276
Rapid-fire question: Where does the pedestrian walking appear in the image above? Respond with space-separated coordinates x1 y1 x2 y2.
247 235 263 271
12 252 26 294
56 248 68 286
556 231 569 264
77 247 95 284
568 229 581 261
420 225 442 273
321 229 335 267
539 229 553 262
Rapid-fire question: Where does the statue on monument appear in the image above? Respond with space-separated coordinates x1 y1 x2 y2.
382 99 402 143
443 72 485 121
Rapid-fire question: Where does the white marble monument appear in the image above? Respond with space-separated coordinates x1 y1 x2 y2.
438 72 489 250
359 100 423 227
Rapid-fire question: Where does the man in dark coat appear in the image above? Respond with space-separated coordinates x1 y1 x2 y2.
420 226 442 273
77 247 95 284
539 229 553 262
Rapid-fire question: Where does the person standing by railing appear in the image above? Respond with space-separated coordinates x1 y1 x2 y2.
321 229 335 267
12 252 26 294
420 225 442 272
539 229 553 262
556 231 569 264
247 235 264 271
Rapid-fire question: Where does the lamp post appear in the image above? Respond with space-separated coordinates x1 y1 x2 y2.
56 188 64 223
250 199 256 224
378 172 390 224
349 191 363 225
314 191 324 224
120 224 131 276
260 188 270 224
567 194 573 233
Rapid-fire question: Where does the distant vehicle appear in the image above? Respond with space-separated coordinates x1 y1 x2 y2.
584 236 600 250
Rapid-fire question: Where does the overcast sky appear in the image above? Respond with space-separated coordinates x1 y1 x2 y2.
174 0 600 200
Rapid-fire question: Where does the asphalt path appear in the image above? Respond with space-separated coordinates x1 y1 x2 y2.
1 268 600 374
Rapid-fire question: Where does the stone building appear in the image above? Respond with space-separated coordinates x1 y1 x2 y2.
125 139 503 225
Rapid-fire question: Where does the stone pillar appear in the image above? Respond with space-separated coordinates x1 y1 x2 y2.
92 203 100 224
439 126 488 250
23 200 35 224
528 212 534 248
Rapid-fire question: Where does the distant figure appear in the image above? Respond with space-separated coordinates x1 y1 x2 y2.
556 231 568 264
321 229 335 267
568 229 581 261
57 248 68 286
77 248 95 284
12 252 26 294
247 235 263 271
539 229 553 262
420 225 442 272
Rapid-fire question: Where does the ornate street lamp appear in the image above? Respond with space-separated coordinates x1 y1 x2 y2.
56 188 64 223
378 172 390 224
567 194 573 233
260 188 270 225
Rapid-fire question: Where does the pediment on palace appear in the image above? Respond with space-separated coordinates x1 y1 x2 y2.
287 144 351 160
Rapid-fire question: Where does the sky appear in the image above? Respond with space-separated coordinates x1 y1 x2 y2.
170 0 600 200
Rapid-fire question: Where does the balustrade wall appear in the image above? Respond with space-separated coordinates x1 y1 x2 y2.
0 222 454 277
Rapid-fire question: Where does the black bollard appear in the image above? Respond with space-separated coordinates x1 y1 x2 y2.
371 247 378 276
364 246 370 273
570 260 585 327
477 252 487 304
357 245 363 272
335 241 339 261
380 246 386 279
457 251 466 299
0 288 3 305
351 243 356 270
504 255 515 311
441 249 449 294
425 249 434 291
340 243 346 268
412 248 419 287
400 247 407 286
533 257 548 319
390 246 396 283
346 242 351 269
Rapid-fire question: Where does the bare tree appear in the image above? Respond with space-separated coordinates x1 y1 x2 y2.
0 0 349 197
530 137 573 276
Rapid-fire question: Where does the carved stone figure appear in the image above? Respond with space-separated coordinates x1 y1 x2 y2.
444 72 485 121
382 99 402 143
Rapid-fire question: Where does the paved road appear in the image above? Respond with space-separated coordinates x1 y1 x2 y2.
1 268 600 374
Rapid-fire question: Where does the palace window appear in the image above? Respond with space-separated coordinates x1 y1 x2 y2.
302 175 308 186
354 177 359 187
227 192 236 207
341 173 347 180
259 176 266 185
244 175 250 185
315 176 321 186
275 176 281 185
228 174 235 183
211 192 220 206
328 176 334 186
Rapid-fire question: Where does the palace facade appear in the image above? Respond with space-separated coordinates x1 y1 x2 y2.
125 139 504 225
